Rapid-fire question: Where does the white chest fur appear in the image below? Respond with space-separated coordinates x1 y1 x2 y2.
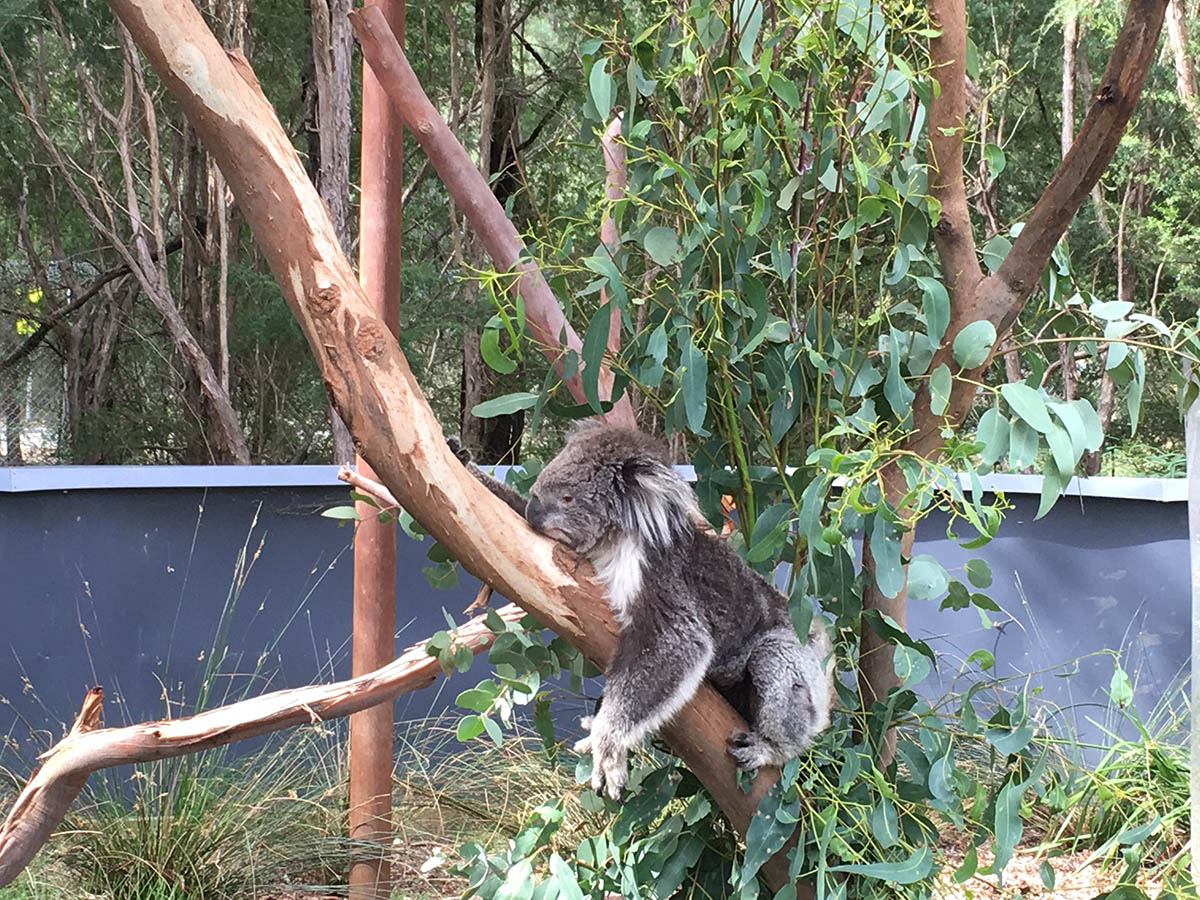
590 535 645 627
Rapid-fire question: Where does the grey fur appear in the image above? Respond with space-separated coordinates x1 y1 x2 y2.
452 425 834 799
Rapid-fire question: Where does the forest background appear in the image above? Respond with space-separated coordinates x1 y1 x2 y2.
0 0 1197 476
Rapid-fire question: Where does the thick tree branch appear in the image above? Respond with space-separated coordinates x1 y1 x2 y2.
856 0 1169 760
910 0 1168 458
350 8 635 427
0 604 524 885
84 0 788 889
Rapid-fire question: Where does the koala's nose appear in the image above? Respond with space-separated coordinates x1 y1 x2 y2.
526 495 547 533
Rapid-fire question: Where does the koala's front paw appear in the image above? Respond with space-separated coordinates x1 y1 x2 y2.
446 436 474 465
726 730 778 772
573 714 627 800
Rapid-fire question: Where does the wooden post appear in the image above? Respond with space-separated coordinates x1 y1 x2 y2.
1187 366 1200 886
349 0 404 895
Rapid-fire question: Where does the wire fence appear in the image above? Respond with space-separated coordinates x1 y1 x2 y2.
2 263 76 464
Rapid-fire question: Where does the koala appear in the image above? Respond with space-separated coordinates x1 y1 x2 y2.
450 423 834 799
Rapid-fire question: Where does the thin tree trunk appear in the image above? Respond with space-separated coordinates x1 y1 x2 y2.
1059 12 1078 405
310 0 356 463
1166 0 1200 129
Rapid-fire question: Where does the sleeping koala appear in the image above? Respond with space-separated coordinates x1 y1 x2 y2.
450 423 833 799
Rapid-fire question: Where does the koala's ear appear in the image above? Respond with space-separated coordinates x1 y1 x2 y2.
618 455 696 548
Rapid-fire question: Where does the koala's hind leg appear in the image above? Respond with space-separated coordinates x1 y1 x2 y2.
727 626 832 771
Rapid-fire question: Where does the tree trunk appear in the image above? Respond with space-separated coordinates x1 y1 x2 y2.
310 0 357 463
1058 12 1078 405
1166 0 1200 130
459 0 525 464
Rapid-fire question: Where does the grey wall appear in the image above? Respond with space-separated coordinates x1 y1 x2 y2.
0 469 1186 760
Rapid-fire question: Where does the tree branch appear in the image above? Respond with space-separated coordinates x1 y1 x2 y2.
87 0 789 889
350 8 635 427
0 603 524 884
908 0 1168 458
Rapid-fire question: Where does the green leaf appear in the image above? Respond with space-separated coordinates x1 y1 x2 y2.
870 799 899 848
1035 458 1066 520
581 303 613 414
549 854 584 900
482 714 503 746
456 684 498 712
993 780 1023 874
976 407 1010 468
1128 350 1145 434
929 363 951 416
967 648 994 670
981 233 1012 274
472 392 539 418
480 321 518 374
1039 860 1056 891
884 331 915 421
983 142 1006 175
831 846 933 884
869 513 905 599
1008 418 1038 469
1109 662 1133 707
740 789 798 885
734 0 762 64
965 559 992 588
1091 298 1134 320
1000 382 1054 433
581 253 627 307
321 505 360 521
589 58 614 120
986 721 1034 755
928 752 956 803
952 320 997 368
1117 815 1160 845
678 331 708 433
1048 400 1088 458
1045 421 1077 474
907 554 948 600
643 226 681 265
457 714 484 741
915 276 949 346
769 73 800 109
953 845 977 883
1070 398 1104 451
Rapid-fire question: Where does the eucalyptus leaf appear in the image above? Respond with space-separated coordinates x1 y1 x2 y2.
929 363 952 415
589 58 614 120
993 780 1023 873
472 392 540 418
643 226 681 265
952 320 997 368
1001 382 1055 433
831 846 933 884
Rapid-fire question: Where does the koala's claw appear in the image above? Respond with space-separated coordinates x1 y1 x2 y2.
726 730 777 771
575 715 627 800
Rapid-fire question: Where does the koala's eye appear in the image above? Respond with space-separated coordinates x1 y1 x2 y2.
559 494 575 504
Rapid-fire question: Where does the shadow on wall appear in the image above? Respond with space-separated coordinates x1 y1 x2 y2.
0 470 1186 761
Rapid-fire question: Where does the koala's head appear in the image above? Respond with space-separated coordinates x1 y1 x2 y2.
526 423 697 555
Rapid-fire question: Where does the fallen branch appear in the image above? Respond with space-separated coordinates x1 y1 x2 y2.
0 603 525 885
